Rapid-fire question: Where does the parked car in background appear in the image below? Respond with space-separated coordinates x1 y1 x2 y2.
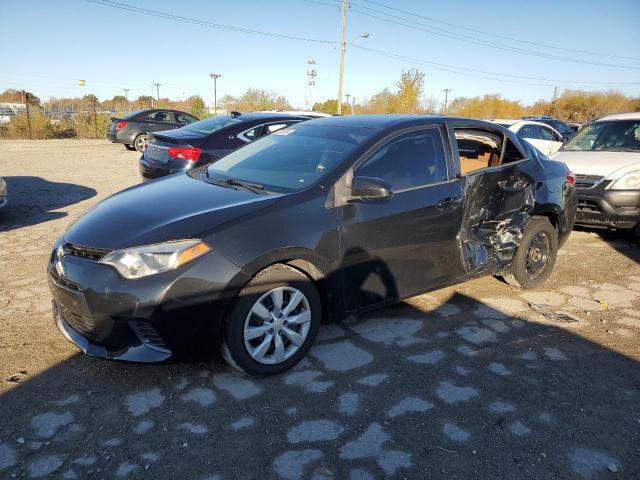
0 107 15 124
49 115 576 375
139 111 312 181
106 109 199 152
491 119 564 155
551 112 640 237
566 121 583 133
0 176 7 209
522 116 575 141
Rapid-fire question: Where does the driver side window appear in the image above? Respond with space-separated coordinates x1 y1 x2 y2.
356 128 448 191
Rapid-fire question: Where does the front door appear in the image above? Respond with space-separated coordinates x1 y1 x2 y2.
335 125 464 312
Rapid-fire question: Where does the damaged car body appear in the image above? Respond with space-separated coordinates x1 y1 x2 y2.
48 115 576 375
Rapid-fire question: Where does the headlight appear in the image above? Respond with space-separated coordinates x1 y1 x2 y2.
610 170 640 190
99 239 210 279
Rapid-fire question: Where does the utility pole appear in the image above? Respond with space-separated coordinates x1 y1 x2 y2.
442 88 451 113
210 73 221 115
337 0 347 115
351 96 355 115
123 88 129 112
345 93 351 114
551 86 559 117
153 83 161 103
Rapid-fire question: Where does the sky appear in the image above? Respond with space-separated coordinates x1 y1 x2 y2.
1 0 639 109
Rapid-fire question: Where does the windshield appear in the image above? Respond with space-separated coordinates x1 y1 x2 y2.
562 120 640 152
205 124 374 192
182 115 243 134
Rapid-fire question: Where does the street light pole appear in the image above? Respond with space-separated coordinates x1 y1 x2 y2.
154 83 161 102
345 93 350 114
123 88 129 112
210 73 221 115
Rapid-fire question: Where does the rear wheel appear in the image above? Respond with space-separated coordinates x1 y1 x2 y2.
502 216 558 289
222 264 321 376
134 134 148 153
124 144 136 151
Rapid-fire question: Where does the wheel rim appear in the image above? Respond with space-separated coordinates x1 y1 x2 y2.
243 286 311 365
136 136 147 150
525 232 551 280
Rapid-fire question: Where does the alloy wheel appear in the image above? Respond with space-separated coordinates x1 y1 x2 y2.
243 286 311 365
136 135 147 151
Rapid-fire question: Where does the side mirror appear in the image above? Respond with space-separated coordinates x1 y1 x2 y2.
350 176 392 202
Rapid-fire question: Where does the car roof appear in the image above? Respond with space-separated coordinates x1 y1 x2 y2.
490 119 559 130
259 110 332 118
225 112 311 121
299 114 477 129
595 112 640 121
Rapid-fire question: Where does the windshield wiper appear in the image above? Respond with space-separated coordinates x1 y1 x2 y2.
207 176 266 194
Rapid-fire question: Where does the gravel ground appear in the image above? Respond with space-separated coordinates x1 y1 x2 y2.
0 140 639 480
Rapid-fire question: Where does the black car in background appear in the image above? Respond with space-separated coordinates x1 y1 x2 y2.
49 115 576 375
107 109 199 152
522 116 575 141
139 112 311 180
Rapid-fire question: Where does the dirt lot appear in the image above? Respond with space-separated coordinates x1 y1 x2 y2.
0 140 639 479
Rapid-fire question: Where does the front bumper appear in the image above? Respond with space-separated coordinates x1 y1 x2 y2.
575 180 640 229
48 241 248 362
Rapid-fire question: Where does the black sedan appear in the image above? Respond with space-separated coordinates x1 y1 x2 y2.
107 109 199 152
49 115 576 375
139 112 311 181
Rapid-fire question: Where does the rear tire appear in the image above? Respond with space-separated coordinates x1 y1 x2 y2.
134 134 148 153
222 264 321 376
124 144 136 151
502 216 558 289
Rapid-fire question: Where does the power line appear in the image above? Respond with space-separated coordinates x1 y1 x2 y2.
86 0 337 44
351 45 640 88
358 0 640 62
344 3 640 71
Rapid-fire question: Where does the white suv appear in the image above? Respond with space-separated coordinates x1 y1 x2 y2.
551 112 640 235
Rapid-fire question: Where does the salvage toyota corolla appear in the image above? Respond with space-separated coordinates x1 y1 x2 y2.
48 115 577 375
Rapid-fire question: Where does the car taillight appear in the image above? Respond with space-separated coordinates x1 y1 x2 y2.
567 172 576 186
115 120 127 131
168 146 202 161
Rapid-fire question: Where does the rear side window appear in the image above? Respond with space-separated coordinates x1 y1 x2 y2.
541 127 558 141
454 128 503 175
356 128 448 191
175 112 196 124
518 124 542 140
145 111 171 122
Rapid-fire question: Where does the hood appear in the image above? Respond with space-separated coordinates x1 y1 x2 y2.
550 150 640 179
64 173 281 249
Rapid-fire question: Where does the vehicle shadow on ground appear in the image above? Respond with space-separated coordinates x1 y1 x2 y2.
1 290 638 479
0 176 96 232
574 225 639 264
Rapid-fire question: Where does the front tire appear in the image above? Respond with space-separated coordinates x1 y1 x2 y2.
502 216 558 289
134 133 148 152
222 264 321 376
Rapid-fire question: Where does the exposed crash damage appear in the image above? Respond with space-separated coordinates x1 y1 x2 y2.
459 173 536 273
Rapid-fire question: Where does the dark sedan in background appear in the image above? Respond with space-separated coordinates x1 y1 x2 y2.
49 115 576 375
139 111 311 180
107 108 199 152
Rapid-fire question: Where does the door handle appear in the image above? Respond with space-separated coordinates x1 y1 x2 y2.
435 197 463 211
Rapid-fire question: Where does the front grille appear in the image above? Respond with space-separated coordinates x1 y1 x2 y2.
50 268 81 291
63 243 111 262
575 174 604 189
577 199 602 213
129 320 170 352
58 303 100 341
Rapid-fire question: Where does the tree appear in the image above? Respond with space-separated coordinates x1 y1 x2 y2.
396 69 425 113
223 89 292 112
0 89 40 106
186 95 208 119
137 95 153 107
